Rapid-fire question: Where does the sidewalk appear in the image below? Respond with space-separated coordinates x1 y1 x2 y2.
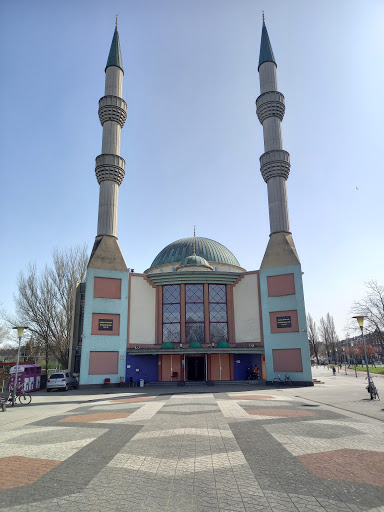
0 371 383 511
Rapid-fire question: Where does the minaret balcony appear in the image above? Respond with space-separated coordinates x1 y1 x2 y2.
260 150 290 182
98 95 127 127
256 91 285 124
95 154 125 185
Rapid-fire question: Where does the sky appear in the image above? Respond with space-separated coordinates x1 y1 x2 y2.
1 0 383 340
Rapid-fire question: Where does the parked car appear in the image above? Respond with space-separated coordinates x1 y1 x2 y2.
47 371 78 392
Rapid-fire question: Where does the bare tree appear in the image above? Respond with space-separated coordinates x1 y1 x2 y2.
319 313 338 361
351 280 384 355
307 313 320 364
0 322 11 347
13 245 88 370
0 302 13 348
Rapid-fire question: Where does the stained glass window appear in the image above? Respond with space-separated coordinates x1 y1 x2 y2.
185 284 205 343
163 285 180 343
161 283 229 345
209 284 228 342
163 285 181 304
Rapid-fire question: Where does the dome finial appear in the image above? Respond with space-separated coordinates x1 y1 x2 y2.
193 226 196 255
116 15 118 29
262 10 265 23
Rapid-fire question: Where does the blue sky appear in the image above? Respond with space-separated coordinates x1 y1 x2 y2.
1 0 383 338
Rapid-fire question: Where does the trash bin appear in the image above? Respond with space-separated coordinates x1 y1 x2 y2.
40 374 47 389
140 379 144 388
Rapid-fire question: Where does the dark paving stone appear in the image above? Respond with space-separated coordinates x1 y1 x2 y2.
287 422 364 440
229 420 384 510
157 410 219 416
0 424 142 509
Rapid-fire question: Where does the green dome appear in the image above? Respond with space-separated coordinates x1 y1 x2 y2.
189 341 202 348
178 254 212 270
217 340 230 348
150 237 240 269
161 342 175 349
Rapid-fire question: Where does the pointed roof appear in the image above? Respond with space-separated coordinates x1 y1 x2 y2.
105 26 124 73
258 21 276 70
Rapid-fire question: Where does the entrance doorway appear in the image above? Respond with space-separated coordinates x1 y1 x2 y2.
186 356 205 381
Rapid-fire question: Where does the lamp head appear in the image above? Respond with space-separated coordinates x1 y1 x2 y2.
13 326 28 338
352 315 365 328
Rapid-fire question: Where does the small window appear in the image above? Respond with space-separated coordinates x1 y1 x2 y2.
214 266 218 271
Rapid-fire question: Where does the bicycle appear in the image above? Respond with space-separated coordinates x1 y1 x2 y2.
366 377 380 400
272 374 293 386
7 388 32 406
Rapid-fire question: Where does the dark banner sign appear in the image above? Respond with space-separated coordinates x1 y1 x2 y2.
276 316 292 328
98 319 113 331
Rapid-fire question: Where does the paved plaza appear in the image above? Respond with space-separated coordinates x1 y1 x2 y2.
0 368 383 512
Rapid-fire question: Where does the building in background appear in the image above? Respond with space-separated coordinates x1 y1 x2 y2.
69 19 312 386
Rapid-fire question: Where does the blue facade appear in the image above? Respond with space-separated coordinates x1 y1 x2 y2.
126 354 158 384
80 268 129 385
233 354 262 380
259 264 312 383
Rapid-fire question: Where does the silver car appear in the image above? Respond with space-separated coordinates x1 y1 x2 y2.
47 371 78 392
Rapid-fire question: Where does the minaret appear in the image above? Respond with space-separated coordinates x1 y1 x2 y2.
89 19 128 270
256 19 312 385
257 18 299 268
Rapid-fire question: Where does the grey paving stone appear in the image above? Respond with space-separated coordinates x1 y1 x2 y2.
2 389 384 512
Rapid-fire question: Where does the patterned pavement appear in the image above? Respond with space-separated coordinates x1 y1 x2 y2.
0 376 384 511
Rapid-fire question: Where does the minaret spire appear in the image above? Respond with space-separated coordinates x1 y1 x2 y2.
257 20 290 235
256 19 299 267
89 21 128 270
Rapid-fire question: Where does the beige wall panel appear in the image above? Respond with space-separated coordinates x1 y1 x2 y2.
233 273 262 344
129 276 156 345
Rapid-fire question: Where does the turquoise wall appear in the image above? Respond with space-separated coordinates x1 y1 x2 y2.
259 264 312 383
80 267 129 385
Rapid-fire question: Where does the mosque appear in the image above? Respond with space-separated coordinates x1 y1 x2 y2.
69 19 313 386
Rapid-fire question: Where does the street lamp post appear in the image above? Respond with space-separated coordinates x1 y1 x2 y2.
342 348 347 374
352 316 371 396
351 341 357 377
11 326 28 406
